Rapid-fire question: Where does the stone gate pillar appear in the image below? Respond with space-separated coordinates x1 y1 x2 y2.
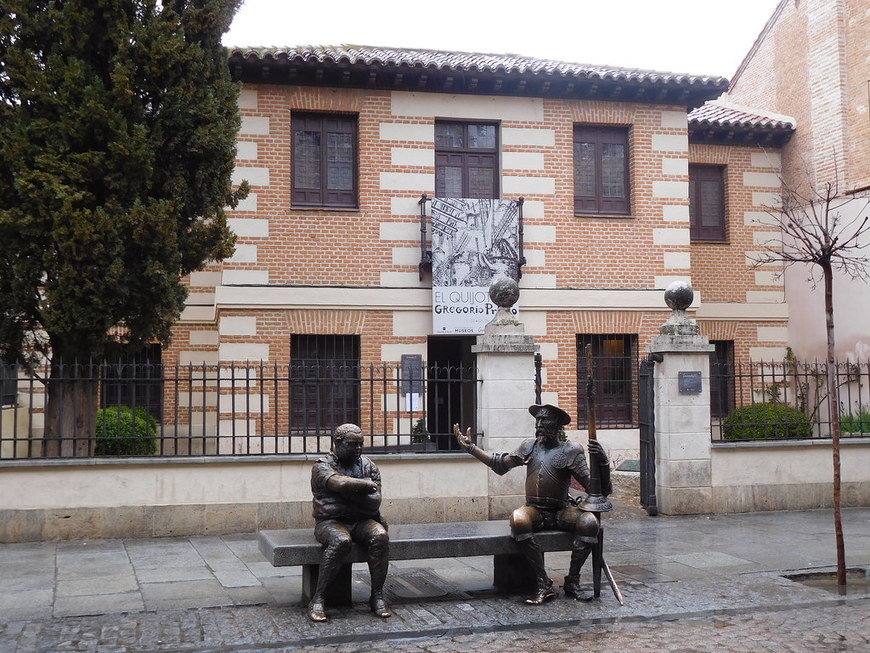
649 282 714 515
472 278 539 519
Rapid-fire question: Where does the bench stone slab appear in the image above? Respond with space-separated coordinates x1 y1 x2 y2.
258 520 575 566
259 519 604 605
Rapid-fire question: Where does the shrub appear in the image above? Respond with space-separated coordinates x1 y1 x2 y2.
411 417 430 443
95 406 158 455
722 402 812 440
841 408 870 434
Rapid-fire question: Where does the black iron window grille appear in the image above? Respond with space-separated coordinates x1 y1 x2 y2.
576 334 638 428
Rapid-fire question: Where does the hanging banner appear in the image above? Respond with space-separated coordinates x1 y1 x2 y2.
431 198 520 334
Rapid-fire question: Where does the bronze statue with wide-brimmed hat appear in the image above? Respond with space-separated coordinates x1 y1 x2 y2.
454 404 611 603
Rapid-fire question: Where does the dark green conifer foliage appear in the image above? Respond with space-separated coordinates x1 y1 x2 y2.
0 1 247 454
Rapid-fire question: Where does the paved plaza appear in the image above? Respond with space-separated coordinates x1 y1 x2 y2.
1 507 868 652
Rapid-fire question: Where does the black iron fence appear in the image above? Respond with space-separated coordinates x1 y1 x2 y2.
0 361 480 460
711 359 870 441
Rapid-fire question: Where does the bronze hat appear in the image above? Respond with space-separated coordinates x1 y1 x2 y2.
528 404 571 426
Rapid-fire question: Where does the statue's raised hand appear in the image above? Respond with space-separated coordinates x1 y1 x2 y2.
452 423 474 452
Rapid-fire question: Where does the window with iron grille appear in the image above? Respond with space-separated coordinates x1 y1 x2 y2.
689 164 727 241
435 121 499 198
709 340 735 419
292 112 358 208
101 344 163 421
0 362 17 406
576 334 637 427
573 126 630 215
291 335 360 434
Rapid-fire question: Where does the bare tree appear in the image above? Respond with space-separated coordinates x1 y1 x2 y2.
753 171 870 593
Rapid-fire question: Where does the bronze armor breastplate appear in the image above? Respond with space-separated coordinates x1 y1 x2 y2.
524 444 570 509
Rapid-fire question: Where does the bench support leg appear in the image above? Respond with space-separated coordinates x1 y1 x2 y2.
493 553 536 592
302 563 353 606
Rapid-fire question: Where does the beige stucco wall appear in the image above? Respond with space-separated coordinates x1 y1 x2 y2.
710 439 870 512
782 198 870 361
0 455 490 543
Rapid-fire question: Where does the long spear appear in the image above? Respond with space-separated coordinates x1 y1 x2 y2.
577 343 612 513
578 344 622 605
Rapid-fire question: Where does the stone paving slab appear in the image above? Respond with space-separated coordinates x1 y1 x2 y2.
0 508 869 651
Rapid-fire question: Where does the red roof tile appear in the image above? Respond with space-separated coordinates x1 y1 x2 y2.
689 102 795 130
229 44 728 89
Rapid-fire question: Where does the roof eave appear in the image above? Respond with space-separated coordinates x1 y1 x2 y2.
688 123 794 148
227 50 728 109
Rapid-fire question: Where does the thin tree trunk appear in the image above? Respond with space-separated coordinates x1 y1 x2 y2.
43 361 98 458
823 260 847 593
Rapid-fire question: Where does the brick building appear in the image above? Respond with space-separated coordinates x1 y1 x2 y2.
727 0 870 360
155 45 796 453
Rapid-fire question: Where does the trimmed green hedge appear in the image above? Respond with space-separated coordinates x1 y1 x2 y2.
841 409 870 434
722 402 812 440
95 406 158 455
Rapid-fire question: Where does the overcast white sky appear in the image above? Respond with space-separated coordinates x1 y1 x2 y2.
223 0 783 80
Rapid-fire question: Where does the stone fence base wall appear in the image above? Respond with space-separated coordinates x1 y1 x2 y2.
2 440 870 542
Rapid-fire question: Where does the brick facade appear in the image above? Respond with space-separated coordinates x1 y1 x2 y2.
161 48 791 440
729 0 870 359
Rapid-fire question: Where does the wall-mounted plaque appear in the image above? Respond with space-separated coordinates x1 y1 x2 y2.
678 371 702 394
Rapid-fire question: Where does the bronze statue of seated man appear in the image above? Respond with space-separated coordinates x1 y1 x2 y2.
308 423 392 622
454 403 611 604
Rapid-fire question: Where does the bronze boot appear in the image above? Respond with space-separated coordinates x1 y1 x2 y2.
525 578 557 605
307 596 328 622
369 591 392 618
563 545 592 599
516 536 557 604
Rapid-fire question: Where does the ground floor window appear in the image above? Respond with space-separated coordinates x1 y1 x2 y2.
290 335 360 434
0 361 17 406
102 344 163 421
576 334 637 427
710 340 735 419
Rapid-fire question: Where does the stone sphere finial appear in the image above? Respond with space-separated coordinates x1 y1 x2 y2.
489 276 520 308
659 280 699 336
664 281 693 311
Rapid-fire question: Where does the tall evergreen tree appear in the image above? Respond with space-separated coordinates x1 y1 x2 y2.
0 0 247 455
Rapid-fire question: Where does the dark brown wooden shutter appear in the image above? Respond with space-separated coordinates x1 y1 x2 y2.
292 113 357 208
689 165 726 240
573 126 630 215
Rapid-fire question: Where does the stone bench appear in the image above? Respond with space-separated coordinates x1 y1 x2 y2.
258 519 604 604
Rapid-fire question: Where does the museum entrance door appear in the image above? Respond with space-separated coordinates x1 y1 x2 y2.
427 336 477 451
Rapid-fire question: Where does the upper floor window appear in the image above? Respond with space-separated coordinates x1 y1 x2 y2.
573 126 630 215
292 112 357 209
689 164 726 241
435 121 499 198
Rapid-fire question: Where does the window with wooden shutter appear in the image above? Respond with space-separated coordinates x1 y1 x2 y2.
292 113 358 209
573 126 630 215
689 164 726 241
435 121 499 198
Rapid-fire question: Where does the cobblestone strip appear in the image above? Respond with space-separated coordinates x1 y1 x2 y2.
1 596 868 652
298 601 870 653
